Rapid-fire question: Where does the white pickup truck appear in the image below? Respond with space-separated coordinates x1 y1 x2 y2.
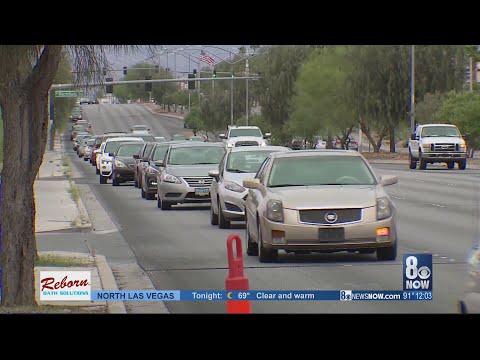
219 125 271 148
408 123 467 170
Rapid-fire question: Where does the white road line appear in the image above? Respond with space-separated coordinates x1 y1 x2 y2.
441 256 447 259
427 203 445 208
433 254 439 257
449 259 456 262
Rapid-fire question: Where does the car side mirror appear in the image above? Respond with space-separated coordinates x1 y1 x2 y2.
208 169 220 180
133 153 140 159
111 152 116 157
243 178 261 189
463 133 470 141
219 134 226 139
148 129 151 131
380 175 398 187
264 133 272 139
410 134 416 141
155 160 164 167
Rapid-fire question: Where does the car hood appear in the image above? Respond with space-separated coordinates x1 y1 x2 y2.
165 164 220 177
114 156 135 165
227 136 264 144
269 185 379 209
421 136 463 145
224 172 257 185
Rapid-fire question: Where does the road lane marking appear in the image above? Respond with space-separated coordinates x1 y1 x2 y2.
427 203 445 208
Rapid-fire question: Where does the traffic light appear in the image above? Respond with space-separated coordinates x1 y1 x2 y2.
105 77 113 94
155 65 159 73
103 68 107 76
188 73 195 90
213 69 217 78
193 69 197 78
145 75 152 92
123 67 127 75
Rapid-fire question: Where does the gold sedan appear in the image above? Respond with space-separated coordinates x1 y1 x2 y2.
243 150 399 263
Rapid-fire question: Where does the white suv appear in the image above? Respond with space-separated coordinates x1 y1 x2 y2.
220 125 271 149
98 137 144 184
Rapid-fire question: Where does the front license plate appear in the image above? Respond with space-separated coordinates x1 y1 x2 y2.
318 228 345 242
195 188 210 196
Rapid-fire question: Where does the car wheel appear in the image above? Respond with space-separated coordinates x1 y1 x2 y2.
419 152 427 170
96 168 100 175
160 197 171 210
145 191 155 200
458 159 467 170
99 175 107 184
83 157 88 161
218 199 231 229
258 221 277 263
112 178 120 186
447 162 455 169
376 242 397 261
409 151 417 169
246 218 258 256
210 201 219 225
141 187 146 198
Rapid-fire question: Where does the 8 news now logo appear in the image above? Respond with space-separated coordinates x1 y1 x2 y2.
403 254 432 291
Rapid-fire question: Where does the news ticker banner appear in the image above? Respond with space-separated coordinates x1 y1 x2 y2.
88 290 432 301
34 253 433 303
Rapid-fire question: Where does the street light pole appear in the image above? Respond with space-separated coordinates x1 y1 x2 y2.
246 56 249 126
231 69 234 125
410 45 416 136
470 56 474 92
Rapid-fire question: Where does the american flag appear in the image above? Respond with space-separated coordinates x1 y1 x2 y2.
199 50 216 66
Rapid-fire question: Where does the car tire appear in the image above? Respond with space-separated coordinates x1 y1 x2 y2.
409 151 417 169
218 199 231 229
83 157 88 161
112 178 120 186
419 153 427 170
134 175 138 188
99 175 107 184
447 162 455 169
210 201 219 225
96 167 100 175
258 221 277 263
141 187 146 198
458 159 467 170
246 218 258 256
376 242 397 261
145 191 155 200
160 197 172 210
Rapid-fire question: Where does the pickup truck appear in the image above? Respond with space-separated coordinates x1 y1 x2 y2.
219 125 271 148
408 123 467 170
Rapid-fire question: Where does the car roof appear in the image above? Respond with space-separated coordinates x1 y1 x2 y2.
419 123 456 127
117 141 144 147
228 145 291 153
228 125 260 129
105 137 144 142
169 141 225 149
270 149 362 159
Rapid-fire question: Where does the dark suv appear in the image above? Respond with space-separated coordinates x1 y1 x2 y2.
140 142 173 200
134 142 157 188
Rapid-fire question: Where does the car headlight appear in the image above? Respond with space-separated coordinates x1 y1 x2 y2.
162 173 181 184
266 199 284 222
114 160 126 168
260 141 267 146
101 160 111 165
377 197 391 220
227 143 235 148
224 180 245 193
421 144 431 151
148 166 159 175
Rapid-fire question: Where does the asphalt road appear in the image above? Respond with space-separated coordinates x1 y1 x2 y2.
71 103 480 313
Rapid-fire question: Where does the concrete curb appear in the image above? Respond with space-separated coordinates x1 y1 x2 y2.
94 254 127 314
71 179 93 229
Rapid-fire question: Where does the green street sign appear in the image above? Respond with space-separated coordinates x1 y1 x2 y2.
55 91 83 97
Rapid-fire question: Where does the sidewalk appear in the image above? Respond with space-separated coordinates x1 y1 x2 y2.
33 134 126 313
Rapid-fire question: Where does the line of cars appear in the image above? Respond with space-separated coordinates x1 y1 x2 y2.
71 125 400 265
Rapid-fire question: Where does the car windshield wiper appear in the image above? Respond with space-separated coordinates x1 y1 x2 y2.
269 184 306 188
227 169 249 173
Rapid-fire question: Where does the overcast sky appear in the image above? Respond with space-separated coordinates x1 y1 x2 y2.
107 45 246 79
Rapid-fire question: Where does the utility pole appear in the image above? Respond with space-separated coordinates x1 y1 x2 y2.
188 90 191 112
410 45 416 136
469 56 474 92
198 60 201 103
231 70 234 125
246 56 249 126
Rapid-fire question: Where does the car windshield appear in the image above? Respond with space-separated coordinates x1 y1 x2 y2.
73 125 85 131
134 135 155 142
155 137 166 142
133 125 147 131
153 145 170 161
105 140 142 154
168 146 226 165
267 156 377 187
190 136 203 142
421 126 460 137
87 139 95 146
116 143 144 156
227 150 280 173
229 128 262 138
173 134 186 141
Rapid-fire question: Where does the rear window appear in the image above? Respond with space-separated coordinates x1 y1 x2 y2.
117 143 144 156
134 134 155 142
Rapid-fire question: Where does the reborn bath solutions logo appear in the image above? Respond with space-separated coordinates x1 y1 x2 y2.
40 271 91 301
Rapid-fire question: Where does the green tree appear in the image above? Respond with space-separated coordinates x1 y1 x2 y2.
52 51 77 133
415 91 446 124
0 45 145 306
288 46 355 149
